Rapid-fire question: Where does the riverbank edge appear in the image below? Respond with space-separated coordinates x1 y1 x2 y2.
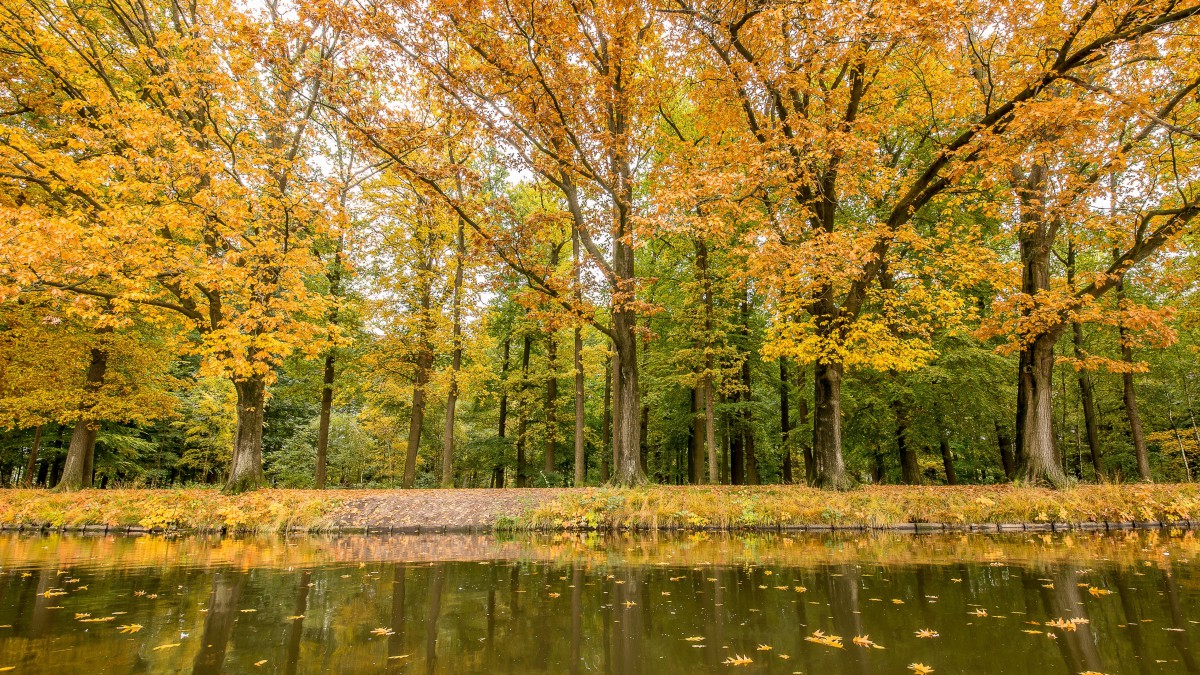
1 484 1199 534
0 518 1196 536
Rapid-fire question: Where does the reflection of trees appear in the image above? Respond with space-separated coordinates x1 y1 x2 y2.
612 568 646 674
388 565 407 673
570 564 582 674
1114 569 1152 675
1033 567 1104 675
192 570 244 675
283 571 311 675
1161 570 1199 673
424 564 445 675
826 564 869 675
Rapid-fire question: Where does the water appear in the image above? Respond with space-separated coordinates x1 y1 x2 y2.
1 531 1198 673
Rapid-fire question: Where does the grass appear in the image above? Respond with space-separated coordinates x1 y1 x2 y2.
3 483 1200 533
517 483 1200 530
0 488 344 533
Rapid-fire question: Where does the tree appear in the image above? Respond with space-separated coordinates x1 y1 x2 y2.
672 0 1200 488
0 0 350 491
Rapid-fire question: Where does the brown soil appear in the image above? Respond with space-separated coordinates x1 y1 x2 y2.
327 488 568 529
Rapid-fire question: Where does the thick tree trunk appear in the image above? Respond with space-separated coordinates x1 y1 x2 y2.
401 351 432 489
695 239 719 484
544 332 558 476
601 356 612 482
995 418 1016 480
315 352 335 489
55 345 108 492
20 425 42 488
780 358 792 483
812 360 851 489
225 376 267 493
1018 330 1068 486
610 321 647 486
894 399 919 484
516 335 532 487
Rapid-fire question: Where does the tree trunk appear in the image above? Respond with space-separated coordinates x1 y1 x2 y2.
495 337 510 489
995 418 1015 480
315 351 335 489
1113 289 1152 478
812 360 851 489
55 345 108 492
573 227 587 486
1066 241 1103 479
1018 329 1068 486
225 375 267 493
516 335 532 487
1073 324 1103 479
940 431 958 485
894 398 919 484
610 320 646 486
780 358 792 484
573 326 586 485
544 332 558 476
602 356 612 482
401 350 432 489
696 239 719 484
440 221 466 488
689 387 703 484
796 364 814 485
20 425 42 488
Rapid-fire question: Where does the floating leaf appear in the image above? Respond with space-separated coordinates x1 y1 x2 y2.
117 624 143 634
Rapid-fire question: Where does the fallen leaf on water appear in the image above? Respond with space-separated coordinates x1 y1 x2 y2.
892 599 905 605
548 593 560 598
909 663 934 674
388 655 411 660
1088 587 1113 597
756 644 772 651
117 624 143 634
970 609 988 617
80 617 115 623
915 629 939 639
75 613 91 619
371 628 395 636
254 660 267 667
852 635 884 649
722 654 753 666
239 609 256 613
685 636 705 642
805 630 844 649
153 643 181 651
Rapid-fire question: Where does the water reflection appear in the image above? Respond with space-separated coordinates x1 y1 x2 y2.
0 530 1198 673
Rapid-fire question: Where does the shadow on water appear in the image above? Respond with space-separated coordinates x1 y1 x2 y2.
1 530 1200 673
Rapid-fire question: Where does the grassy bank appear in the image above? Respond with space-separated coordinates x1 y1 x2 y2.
518 483 1200 530
2 484 1200 533
0 488 343 533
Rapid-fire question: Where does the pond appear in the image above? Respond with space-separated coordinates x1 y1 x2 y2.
0 530 1198 673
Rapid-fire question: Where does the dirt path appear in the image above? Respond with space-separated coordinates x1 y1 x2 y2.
327 488 567 530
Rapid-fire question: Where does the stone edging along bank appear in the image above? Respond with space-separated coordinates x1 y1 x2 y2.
0 519 1197 536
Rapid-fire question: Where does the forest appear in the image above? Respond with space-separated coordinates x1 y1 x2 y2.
1 0 1198 494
